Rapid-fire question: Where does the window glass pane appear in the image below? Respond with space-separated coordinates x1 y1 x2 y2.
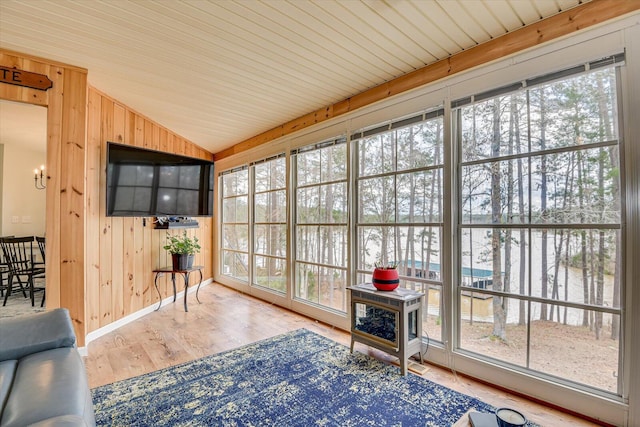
397 120 444 171
296 262 319 303
461 160 530 224
397 170 443 223
529 228 620 309
358 176 396 223
222 170 248 196
320 183 347 223
222 250 248 282
296 186 319 223
357 226 396 270
461 227 529 297
254 255 286 294
531 146 620 224
296 226 347 268
296 150 320 186
396 226 442 281
358 133 394 177
254 225 287 257
318 266 347 312
222 196 249 223
235 170 248 195
321 144 347 182
254 157 286 192
234 197 249 223
529 68 618 151
222 224 248 251
460 296 529 367
255 191 286 223
423 284 443 342
222 198 236 223
460 93 529 162
529 306 619 393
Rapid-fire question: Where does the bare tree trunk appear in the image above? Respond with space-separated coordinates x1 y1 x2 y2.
512 97 526 326
327 154 335 304
359 145 367 273
577 151 589 327
551 157 572 321
504 96 516 320
268 163 279 280
550 230 564 322
597 75 620 340
563 231 571 324
611 231 621 338
403 129 416 287
491 100 506 340
596 230 605 339
589 229 596 330
594 148 606 339
425 121 442 281
539 90 549 320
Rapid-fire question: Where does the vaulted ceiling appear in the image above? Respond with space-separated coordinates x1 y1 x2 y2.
0 0 595 154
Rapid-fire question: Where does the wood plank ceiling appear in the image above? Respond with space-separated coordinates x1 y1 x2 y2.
0 0 591 154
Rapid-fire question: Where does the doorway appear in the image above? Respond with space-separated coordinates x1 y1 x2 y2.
0 99 47 316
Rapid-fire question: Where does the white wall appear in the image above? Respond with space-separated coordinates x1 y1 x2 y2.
0 143 46 237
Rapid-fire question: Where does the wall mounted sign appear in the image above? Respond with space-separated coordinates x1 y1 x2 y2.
0 66 53 91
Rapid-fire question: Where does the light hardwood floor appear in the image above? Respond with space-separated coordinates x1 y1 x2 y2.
84 283 602 426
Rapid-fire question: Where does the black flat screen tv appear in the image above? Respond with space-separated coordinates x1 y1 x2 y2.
106 142 214 217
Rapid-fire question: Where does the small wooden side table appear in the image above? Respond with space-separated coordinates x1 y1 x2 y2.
152 265 204 312
348 283 425 375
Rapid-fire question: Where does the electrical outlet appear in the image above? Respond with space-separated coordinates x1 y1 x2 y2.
22 216 32 223
11 216 19 224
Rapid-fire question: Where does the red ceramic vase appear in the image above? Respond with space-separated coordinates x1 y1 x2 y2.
372 268 399 291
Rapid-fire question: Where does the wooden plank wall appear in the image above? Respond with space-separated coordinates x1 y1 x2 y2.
85 87 213 334
0 49 214 345
0 49 88 343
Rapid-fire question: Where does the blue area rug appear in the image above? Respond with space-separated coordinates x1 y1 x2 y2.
92 329 497 426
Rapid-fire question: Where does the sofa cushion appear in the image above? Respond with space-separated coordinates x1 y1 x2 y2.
0 360 17 420
28 415 94 427
0 348 95 427
0 309 76 361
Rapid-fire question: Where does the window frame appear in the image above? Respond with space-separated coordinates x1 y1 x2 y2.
452 62 625 396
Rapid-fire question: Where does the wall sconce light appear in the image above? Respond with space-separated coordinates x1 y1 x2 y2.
34 165 46 190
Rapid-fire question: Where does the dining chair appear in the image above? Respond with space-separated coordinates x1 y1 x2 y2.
36 236 46 266
0 235 24 301
0 251 11 299
0 236 46 307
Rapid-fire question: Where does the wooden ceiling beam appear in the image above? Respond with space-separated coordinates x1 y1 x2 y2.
214 0 640 161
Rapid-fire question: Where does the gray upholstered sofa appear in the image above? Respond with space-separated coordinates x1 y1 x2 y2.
0 308 95 427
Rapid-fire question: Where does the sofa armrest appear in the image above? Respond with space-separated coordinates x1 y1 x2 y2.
0 308 76 361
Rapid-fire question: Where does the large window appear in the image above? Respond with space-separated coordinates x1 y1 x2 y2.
252 155 287 293
293 138 348 312
455 61 623 393
354 109 445 342
221 167 249 281
217 52 629 408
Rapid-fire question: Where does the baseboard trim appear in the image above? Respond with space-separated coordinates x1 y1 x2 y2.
78 278 213 356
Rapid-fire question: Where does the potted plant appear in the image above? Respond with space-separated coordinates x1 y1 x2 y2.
372 261 399 291
163 231 201 270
